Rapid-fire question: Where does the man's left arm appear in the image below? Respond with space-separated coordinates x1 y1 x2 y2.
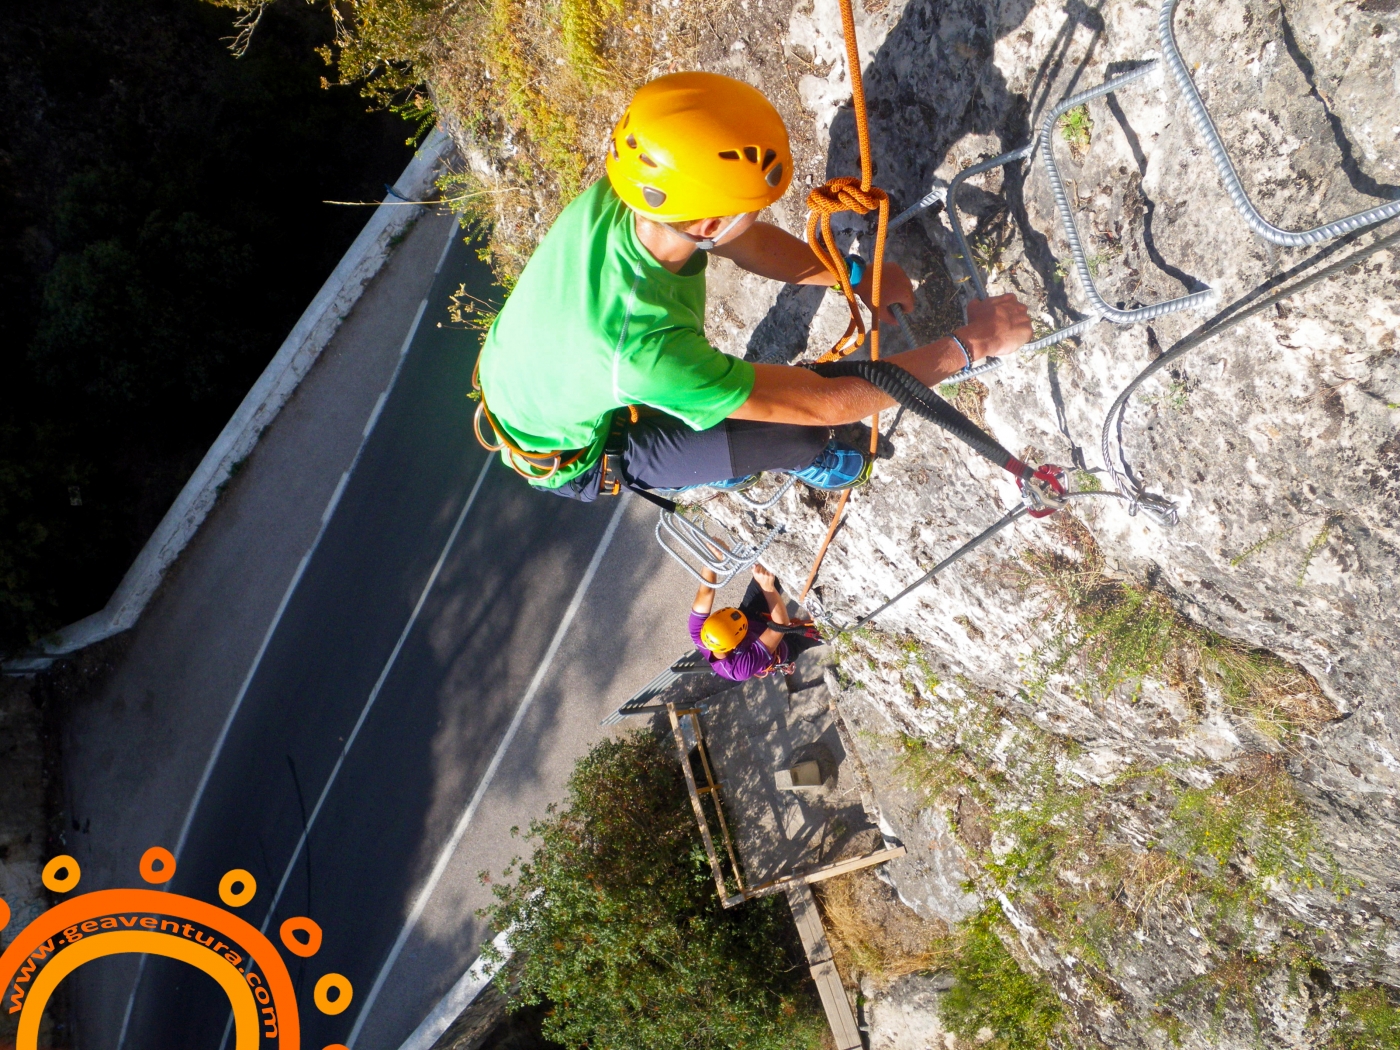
712 221 913 324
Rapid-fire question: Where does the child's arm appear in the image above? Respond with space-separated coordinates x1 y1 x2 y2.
692 568 718 616
751 565 787 655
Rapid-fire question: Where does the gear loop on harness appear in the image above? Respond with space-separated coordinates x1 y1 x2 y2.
470 358 588 481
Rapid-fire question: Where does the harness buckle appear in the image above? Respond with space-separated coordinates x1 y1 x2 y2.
599 452 624 497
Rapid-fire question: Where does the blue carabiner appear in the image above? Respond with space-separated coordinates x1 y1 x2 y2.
843 253 865 289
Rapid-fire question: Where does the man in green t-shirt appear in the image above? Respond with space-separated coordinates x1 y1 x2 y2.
475 71 1031 501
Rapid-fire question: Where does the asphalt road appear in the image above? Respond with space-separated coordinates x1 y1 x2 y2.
104 228 726 1047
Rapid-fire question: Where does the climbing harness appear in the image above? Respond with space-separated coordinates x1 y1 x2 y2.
473 362 781 582
470 361 589 481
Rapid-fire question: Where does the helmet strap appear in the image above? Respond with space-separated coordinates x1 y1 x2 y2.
685 212 748 251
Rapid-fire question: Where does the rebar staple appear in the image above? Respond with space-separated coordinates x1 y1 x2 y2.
1039 62 1218 324
1159 0 1400 247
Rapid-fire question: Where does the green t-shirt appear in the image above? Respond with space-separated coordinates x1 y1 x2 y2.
477 179 756 488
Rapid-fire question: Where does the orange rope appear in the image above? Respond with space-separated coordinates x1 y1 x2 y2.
798 0 889 602
798 488 850 601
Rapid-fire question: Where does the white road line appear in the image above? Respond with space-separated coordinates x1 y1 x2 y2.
433 227 456 273
398 298 430 356
116 219 458 1050
394 928 514 1050
346 496 630 1047
257 453 494 932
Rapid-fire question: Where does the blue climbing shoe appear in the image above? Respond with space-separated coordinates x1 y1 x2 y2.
788 441 873 491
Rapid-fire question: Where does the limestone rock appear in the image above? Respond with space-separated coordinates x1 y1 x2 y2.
692 0 1399 1043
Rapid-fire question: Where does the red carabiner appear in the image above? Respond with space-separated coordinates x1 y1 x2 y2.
1020 464 1068 518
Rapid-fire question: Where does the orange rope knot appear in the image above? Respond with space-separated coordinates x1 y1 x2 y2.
806 177 891 362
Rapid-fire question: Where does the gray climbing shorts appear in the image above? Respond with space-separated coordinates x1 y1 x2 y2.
541 414 830 502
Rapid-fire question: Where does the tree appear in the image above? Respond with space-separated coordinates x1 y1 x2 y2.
483 731 826 1050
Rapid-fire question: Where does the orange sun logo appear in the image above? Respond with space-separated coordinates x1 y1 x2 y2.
0 847 350 1050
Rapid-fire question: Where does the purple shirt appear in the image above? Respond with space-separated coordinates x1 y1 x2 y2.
688 611 789 681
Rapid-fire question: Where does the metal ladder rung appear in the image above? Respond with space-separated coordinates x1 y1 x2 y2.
655 510 780 589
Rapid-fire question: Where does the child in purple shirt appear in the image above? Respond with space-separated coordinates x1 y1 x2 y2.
690 564 816 681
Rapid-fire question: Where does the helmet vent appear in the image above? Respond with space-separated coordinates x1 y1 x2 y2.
742 146 759 163
609 139 619 161
621 112 630 129
625 134 637 149
761 149 777 171
638 153 658 168
718 150 741 160
642 186 667 208
765 161 784 187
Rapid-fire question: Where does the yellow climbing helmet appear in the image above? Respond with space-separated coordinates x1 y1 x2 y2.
605 71 793 223
700 607 750 655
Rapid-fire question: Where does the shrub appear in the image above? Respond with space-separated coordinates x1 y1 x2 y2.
1331 987 1400 1049
482 731 826 1050
1057 104 1092 152
939 905 1065 1050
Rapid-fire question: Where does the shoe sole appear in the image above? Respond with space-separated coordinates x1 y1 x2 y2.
795 456 873 492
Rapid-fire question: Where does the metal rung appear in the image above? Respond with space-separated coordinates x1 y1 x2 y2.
1160 0 1400 247
655 510 780 589
728 474 796 511
887 62 1212 360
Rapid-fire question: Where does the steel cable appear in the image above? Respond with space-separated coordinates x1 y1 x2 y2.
1101 220 1400 520
835 490 1136 630
1038 63 1218 324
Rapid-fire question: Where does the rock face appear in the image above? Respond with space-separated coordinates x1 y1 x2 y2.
687 0 1400 1043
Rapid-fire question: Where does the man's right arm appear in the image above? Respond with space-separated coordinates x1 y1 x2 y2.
729 294 1033 427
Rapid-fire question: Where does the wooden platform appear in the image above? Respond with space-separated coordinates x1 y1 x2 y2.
668 646 903 902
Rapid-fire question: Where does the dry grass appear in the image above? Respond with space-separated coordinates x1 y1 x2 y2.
937 377 990 431
812 869 951 989
426 0 721 273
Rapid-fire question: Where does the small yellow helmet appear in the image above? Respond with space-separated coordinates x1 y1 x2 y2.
700 607 749 655
605 71 793 223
